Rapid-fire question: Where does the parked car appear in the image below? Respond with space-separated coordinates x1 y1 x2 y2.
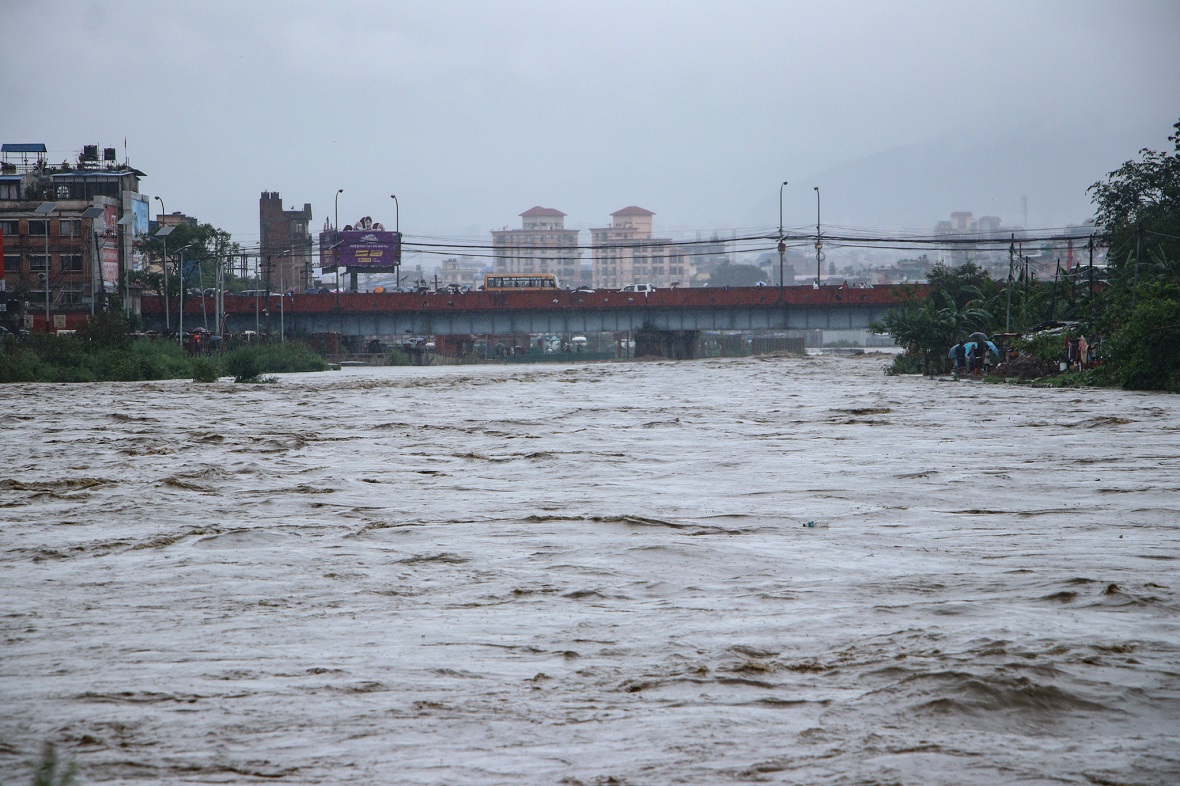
620 283 656 294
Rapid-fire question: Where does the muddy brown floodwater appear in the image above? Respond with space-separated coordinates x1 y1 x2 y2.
2 353 1178 784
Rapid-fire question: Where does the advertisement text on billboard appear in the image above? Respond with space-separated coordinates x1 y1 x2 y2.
340 230 401 268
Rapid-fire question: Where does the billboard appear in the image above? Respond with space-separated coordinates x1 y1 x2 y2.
101 204 120 290
131 196 150 271
339 229 401 269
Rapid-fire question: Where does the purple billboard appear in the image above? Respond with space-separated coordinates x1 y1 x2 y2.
339 229 402 269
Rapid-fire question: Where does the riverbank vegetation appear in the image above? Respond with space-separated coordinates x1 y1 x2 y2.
0 313 328 383
877 119 1180 392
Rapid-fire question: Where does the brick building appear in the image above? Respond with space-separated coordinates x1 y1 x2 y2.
1 142 149 332
259 191 313 294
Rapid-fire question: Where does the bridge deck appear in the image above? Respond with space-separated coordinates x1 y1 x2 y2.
143 284 919 336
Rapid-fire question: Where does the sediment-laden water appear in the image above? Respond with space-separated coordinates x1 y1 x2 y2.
2 353 1178 784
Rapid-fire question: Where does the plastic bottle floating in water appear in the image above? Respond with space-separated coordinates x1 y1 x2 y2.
801 521 828 528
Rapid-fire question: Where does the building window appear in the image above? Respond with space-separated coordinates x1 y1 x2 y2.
4 253 20 272
0 220 18 236
29 219 49 236
60 288 83 305
59 219 81 237
60 254 83 273
0 182 18 200
30 254 49 271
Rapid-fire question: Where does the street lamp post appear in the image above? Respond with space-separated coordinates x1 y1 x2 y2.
777 181 788 299
154 224 175 334
277 250 290 342
334 189 344 301
154 196 172 332
176 244 191 342
390 194 400 289
813 187 823 286
116 213 134 319
34 202 58 332
263 251 273 333
80 205 106 316
195 257 209 331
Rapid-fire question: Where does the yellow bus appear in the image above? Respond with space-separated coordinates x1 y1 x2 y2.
482 274 560 291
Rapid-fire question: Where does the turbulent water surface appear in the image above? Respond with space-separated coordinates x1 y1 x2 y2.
2 353 1178 785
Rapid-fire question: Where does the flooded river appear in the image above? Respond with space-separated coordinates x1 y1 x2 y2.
2 353 1178 784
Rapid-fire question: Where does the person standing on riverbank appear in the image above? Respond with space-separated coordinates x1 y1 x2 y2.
951 342 967 380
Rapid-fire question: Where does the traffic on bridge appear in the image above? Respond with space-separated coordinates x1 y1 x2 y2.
140 283 916 359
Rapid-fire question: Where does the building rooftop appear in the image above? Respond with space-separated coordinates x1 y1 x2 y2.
521 206 566 217
51 168 146 178
612 206 655 216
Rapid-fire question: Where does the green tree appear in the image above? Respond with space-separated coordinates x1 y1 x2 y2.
1101 284 1180 391
137 222 244 297
874 262 999 374
1088 118 1180 390
1089 119 1180 278
76 311 131 349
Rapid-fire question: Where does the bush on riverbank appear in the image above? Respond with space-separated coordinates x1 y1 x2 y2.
0 332 192 383
0 316 329 384
224 342 328 377
386 347 412 366
1102 286 1180 392
191 357 220 383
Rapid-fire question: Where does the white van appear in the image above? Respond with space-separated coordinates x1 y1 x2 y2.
620 283 656 294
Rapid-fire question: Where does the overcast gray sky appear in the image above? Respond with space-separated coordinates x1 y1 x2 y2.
5 0 1178 258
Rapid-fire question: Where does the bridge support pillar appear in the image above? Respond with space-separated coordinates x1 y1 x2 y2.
635 327 699 359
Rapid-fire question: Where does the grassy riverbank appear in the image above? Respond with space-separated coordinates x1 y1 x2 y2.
0 321 328 384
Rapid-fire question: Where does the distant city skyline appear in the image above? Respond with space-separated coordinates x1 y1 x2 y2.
5 1 1177 267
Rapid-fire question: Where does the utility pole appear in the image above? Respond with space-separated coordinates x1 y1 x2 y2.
1049 259 1061 321
1005 234 1014 333
778 180 788 302
1133 222 1142 306
1088 235 1094 299
1021 245 1030 297
813 187 823 286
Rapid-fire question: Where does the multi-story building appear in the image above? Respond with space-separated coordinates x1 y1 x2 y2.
934 211 1015 277
1 142 150 332
157 211 197 229
590 206 687 290
491 207 582 286
259 191 313 293
437 256 487 289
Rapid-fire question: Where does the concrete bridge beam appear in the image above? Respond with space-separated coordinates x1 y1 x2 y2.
634 327 699 359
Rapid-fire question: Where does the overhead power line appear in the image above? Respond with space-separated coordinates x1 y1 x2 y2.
218 224 1105 264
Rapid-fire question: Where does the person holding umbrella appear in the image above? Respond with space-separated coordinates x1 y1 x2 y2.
949 342 967 379
965 332 998 377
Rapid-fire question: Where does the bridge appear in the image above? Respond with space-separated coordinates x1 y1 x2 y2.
141 284 917 357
